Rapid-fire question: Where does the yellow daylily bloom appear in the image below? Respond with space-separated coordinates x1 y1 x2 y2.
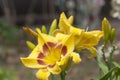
53 12 83 36
75 31 103 58
21 29 81 80
54 12 103 58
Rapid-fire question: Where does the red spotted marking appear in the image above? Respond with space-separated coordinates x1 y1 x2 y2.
61 46 67 56
56 44 62 49
47 42 56 47
37 59 46 65
38 52 45 59
48 64 55 68
43 44 49 52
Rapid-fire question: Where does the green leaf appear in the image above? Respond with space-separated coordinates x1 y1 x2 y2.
95 57 108 74
100 67 120 80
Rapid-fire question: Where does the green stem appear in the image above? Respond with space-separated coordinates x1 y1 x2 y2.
60 71 66 80
101 45 108 66
109 45 115 69
50 74 55 80
109 45 115 80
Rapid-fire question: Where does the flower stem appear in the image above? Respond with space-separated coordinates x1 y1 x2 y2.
60 71 66 80
109 45 115 80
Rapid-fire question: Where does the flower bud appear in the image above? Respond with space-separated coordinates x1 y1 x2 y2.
49 19 57 35
102 18 111 45
110 28 116 44
41 25 47 34
26 41 35 50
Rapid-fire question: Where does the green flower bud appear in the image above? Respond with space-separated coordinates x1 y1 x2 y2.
41 25 47 34
102 18 111 45
26 41 35 50
49 19 57 35
110 28 116 44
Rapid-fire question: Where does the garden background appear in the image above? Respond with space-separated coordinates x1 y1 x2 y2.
0 0 120 80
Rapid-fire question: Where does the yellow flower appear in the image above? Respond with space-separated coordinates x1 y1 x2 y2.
54 12 103 58
54 12 83 36
75 31 103 58
21 29 81 80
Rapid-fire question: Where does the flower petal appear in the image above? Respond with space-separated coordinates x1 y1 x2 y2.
62 34 75 55
20 58 46 68
59 12 70 33
28 45 42 58
68 16 74 25
70 27 83 36
58 55 69 66
36 68 50 80
76 31 102 50
48 64 61 74
71 52 81 64
37 32 57 48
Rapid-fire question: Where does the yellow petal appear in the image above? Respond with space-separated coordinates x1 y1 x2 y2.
58 55 72 71
71 52 81 64
55 33 75 54
87 31 103 38
53 29 64 37
28 45 42 58
68 16 74 25
48 64 61 74
38 32 57 45
76 31 102 50
70 27 83 35
59 12 70 33
62 34 75 54
36 68 50 80
58 55 69 66
20 58 46 68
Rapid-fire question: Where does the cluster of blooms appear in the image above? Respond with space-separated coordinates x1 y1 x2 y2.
20 12 103 80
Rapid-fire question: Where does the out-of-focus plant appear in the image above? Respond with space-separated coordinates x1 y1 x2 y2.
94 18 120 80
20 12 119 80
111 0 120 19
0 67 17 80
0 18 19 45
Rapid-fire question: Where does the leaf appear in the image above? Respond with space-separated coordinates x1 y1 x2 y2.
95 57 108 74
100 67 120 80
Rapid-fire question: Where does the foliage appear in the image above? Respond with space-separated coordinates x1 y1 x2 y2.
0 67 17 80
0 18 19 45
